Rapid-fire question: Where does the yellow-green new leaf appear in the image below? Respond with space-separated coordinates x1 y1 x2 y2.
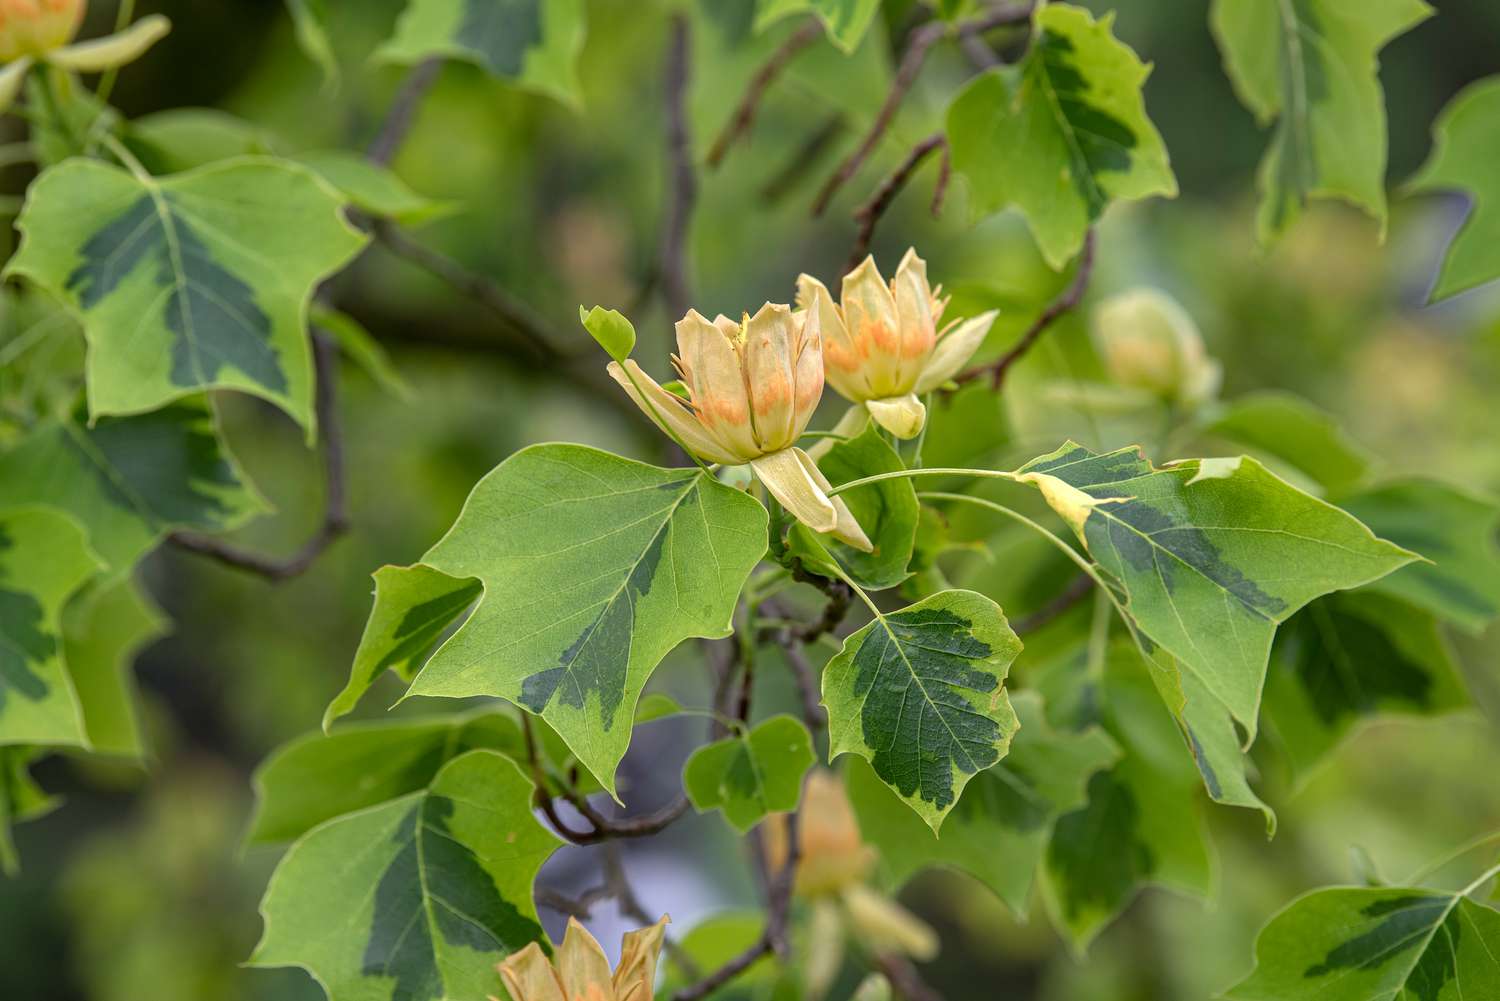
250 750 559 1001
1211 0 1432 242
823 589 1021 832
6 158 367 436
946 4 1176 269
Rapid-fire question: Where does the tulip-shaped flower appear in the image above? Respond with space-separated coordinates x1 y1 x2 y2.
495 915 668 1001
1090 287 1221 409
0 1 171 113
797 249 997 440
608 303 872 551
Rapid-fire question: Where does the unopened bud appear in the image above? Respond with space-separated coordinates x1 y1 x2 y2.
1091 288 1221 407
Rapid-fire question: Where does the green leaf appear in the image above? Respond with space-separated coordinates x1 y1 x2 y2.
790 425 920 590
1210 0 1432 242
376 445 767 795
1015 443 1416 739
684 714 815 833
0 399 267 574
1263 591 1467 782
378 0 586 107
846 691 1119 916
6 157 367 435
578 304 635 364
249 711 527 844
250 749 558 1001
1038 646 1214 951
313 305 415 401
323 564 484 730
946 4 1177 269
291 150 454 226
1409 77 1500 300
59 576 166 759
285 0 339 90
822 589 1021 831
754 0 882 53
1202 391 1374 495
0 509 101 748
1 745 58 876
1338 479 1500 634
1227 885 1500 1001
125 109 276 174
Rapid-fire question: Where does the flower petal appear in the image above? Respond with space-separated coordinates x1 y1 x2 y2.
790 307 825 441
743 302 802 452
790 447 873 553
751 447 837 533
798 273 863 401
864 393 926 439
677 309 759 460
556 917 614 1001
841 883 940 961
496 942 567 1001
912 309 998 393
840 255 904 398
46 14 170 72
607 359 740 465
613 915 670 1001
890 248 937 388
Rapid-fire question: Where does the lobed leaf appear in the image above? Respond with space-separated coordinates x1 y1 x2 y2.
684 714 815 833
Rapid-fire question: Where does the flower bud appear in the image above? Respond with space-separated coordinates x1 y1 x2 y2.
0 0 83 62
797 249 997 439
764 769 876 897
1090 287 1221 407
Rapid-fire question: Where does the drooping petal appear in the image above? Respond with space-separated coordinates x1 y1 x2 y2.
0 57 31 115
793 447 874 553
840 883 940 961
912 309 998 393
743 302 801 452
804 899 846 1001
798 273 863 401
889 248 938 391
613 915 670 1001
750 447 838 533
840 256 904 398
496 942 567 1001
676 309 759 460
607 359 741 465
556 918 614 1001
864 392 927 439
46 14 170 72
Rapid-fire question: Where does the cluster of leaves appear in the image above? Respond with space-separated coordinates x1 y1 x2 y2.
2 1 1500 1000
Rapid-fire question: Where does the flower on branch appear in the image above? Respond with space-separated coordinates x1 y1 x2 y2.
798 248 997 439
495 915 669 1001
0 0 171 112
607 303 872 551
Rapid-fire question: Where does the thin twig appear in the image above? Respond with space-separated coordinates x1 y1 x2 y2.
875 953 946 1001
366 58 442 166
781 638 828 733
707 19 824 168
660 14 697 321
848 131 947 271
1011 573 1095 635
955 228 1096 390
168 331 349 579
535 884 613 921
602 843 702 979
811 3 1033 217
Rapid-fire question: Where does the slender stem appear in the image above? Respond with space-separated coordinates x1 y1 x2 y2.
366 58 442 166
1459 860 1500 898
1085 585 1112 681
908 392 932 468
93 0 136 104
825 466 1021 497
98 130 152 183
707 18 823 168
659 13 696 320
917 491 1105 589
1406 831 1500 885
847 131 947 272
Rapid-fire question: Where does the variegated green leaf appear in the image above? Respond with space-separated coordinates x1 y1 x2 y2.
946 4 1176 269
250 749 558 1001
0 399 266 575
378 0 586 106
1228 883 1500 1001
6 158 366 434
1015 443 1416 739
1210 0 1432 242
1263 591 1467 782
0 509 101 748
346 445 767 796
822 589 1021 831
846 691 1119 916
1338 479 1500 635
1408 77 1500 301
684 714 815 833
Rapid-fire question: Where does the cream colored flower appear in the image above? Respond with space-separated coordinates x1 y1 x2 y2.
608 303 872 551
495 915 668 1001
797 249 997 439
0 1 170 113
1090 287 1221 408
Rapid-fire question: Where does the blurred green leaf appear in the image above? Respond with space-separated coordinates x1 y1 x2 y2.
1210 0 1432 242
125 109 276 174
292 150 454 225
947 4 1176 269
60 576 167 760
754 0 881 53
1409 76 1500 300
1202 391 1374 495
284 0 340 91
250 750 559 1001
313 305 415 400
0 746 58 875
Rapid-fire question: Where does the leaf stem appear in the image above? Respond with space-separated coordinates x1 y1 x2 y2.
98 130 153 184
1406 830 1500 886
826 466 1021 496
917 490 1105 589
93 0 135 104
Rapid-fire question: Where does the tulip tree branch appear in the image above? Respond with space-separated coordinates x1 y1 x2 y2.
707 18 824 168
660 13 697 321
811 2 1034 217
847 130 949 271
955 228 1096 390
366 58 442 167
875 953 947 1001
